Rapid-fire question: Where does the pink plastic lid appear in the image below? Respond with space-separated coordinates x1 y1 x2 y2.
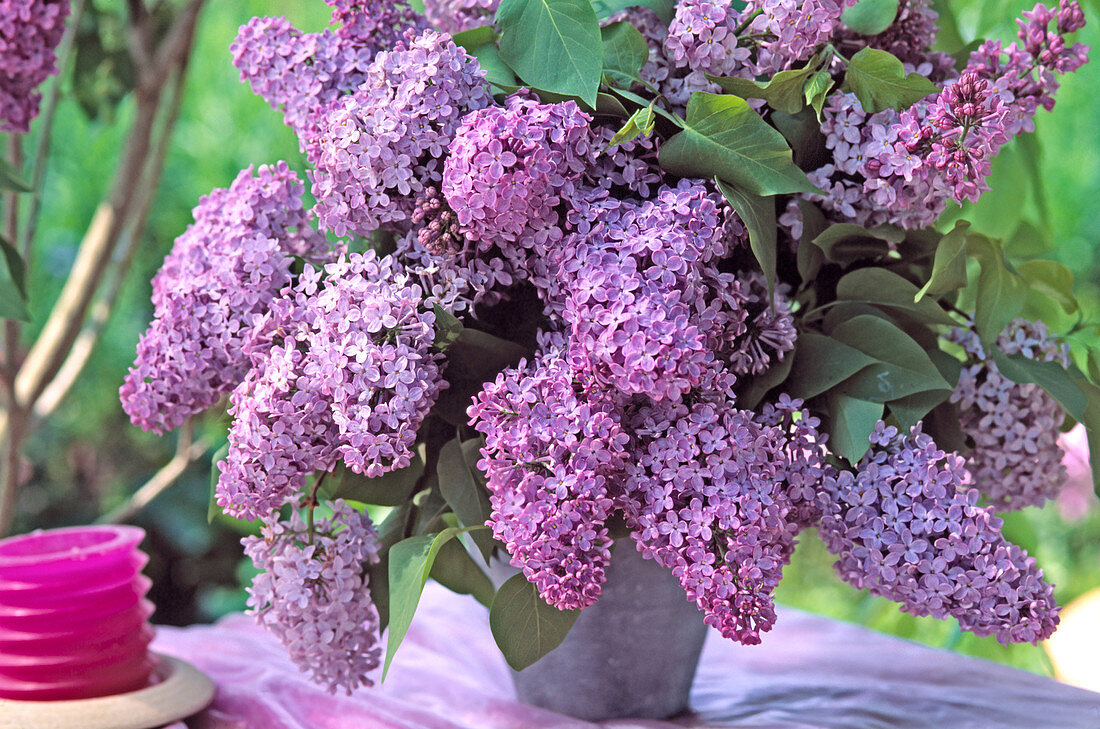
0 526 145 581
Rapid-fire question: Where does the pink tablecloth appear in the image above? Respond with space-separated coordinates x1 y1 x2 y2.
153 584 1100 729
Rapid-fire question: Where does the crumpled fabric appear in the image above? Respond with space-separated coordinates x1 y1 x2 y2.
153 583 1100 729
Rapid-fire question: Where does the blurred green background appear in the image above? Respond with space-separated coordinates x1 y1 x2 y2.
9 0 1100 675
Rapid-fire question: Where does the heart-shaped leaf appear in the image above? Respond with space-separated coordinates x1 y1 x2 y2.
842 0 900 35
842 47 940 113
659 92 819 196
828 391 884 464
489 573 581 671
915 220 970 301
496 0 604 107
715 179 776 300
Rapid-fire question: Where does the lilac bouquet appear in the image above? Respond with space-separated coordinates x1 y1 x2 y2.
123 0 1095 695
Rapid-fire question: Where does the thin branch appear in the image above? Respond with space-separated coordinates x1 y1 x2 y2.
126 0 154 71
0 137 24 536
97 422 209 525
144 0 204 93
18 0 88 261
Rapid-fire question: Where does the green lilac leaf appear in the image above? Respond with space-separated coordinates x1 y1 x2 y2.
831 315 952 402
811 223 899 264
771 108 830 170
470 43 520 90
841 0 900 35
966 235 1028 347
608 103 655 146
432 304 464 350
795 199 827 286
489 573 581 671
836 267 955 326
828 391 883 464
991 350 1086 421
384 528 464 679
368 502 416 632
715 179 776 300
590 0 676 23
889 388 952 430
1065 368 1100 496
842 47 940 113
452 25 497 50
0 158 31 193
737 345 796 410
658 92 819 196
428 538 495 607
786 331 878 400
707 67 813 115
0 234 29 321
915 220 969 301
804 68 834 119
496 0 604 107
331 452 425 506
433 328 531 426
1017 259 1078 315
437 437 495 562
601 21 649 87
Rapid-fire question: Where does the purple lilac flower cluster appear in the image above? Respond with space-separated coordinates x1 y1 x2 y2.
468 345 630 610
810 1 1088 228
244 500 382 694
0 0 70 133
443 95 592 253
311 30 491 237
123 0 1089 690
547 181 749 402
231 2 424 157
818 422 1060 644
666 0 849 80
121 164 328 434
622 392 828 643
423 0 499 34
217 251 445 520
949 319 1070 511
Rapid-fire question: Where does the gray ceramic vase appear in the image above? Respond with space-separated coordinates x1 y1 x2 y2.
509 541 708 721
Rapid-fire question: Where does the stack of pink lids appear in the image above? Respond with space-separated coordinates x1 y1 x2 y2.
0 525 156 701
